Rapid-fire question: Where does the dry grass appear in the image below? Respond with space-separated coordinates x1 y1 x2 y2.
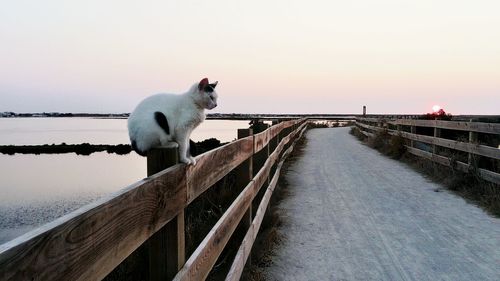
241 135 308 281
350 127 406 159
403 153 500 217
349 126 367 141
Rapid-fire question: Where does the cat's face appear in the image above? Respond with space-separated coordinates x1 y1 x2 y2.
197 78 218 110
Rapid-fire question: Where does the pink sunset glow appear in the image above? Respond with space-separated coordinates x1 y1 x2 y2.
0 1 499 114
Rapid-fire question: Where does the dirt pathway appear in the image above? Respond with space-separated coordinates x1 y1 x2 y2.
264 127 500 281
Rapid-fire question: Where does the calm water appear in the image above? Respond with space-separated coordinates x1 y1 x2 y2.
0 117 248 144
0 118 250 244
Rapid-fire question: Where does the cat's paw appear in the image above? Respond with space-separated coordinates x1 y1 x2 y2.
189 156 197 166
180 156 194 165
162 142 179 148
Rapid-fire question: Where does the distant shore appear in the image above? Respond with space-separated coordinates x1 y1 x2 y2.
2 112 499 121
0 138 225 156
0 112 357 120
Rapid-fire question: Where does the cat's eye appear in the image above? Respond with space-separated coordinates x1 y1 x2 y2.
204 85 214 93
209 95 214 101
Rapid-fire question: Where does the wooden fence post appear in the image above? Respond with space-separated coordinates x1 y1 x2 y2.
468 121 478 166
271 120 280 158
235 129 253 266
266 134 271 186
433 121 441 155
410 125 416 147
278 120 284 154
147 147 185 281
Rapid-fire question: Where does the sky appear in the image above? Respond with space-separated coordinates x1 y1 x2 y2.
0 0 499 114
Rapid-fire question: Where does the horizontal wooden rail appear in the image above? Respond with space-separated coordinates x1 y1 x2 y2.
0 118 308 281
254 119 301 153
355 117 500 185
173 121 308 281
186 137 253 203
356 121 380 132
396 131 500 160
388 119 500 135
0 164 188 281
355 117 384 123
406 146 500 185
225 123 308 281
357 117 500 135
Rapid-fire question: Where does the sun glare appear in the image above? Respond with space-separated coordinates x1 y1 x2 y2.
432 105 441 113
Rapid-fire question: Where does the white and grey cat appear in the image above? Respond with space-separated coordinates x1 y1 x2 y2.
128 78 218 165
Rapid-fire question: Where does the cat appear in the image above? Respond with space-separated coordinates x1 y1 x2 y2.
127 78 218 165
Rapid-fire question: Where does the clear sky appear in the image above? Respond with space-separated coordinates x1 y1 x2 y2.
1 0 499 114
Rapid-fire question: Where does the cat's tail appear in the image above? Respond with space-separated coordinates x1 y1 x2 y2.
132 139 196 157
131 140 147 157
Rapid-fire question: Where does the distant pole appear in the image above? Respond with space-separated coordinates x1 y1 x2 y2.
363 106 366 116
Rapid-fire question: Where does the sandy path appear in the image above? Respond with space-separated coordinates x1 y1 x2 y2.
264 127 500 281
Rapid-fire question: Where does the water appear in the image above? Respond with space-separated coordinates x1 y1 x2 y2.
0 118 250 244
0 117 249 144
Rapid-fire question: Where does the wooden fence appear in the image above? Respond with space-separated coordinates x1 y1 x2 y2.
0 119 309 281
355 117 500 185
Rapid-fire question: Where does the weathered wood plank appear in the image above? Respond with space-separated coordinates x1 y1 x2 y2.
254 129 271 153
225 161 283 281
269 122 286 140
406 146 451 167
173 180 258 281
254 119 305 153
235 129 254 190
146 147 184 281
356 122 382 132
455 161 470 174
186 136 253 203
0 120 307 281
225 123 307 281
173 138 288 281
173 121 306 281
0 164 188 281
405 146 500 185
356 117 383 123
479 169 500 185
235 128 254 265
433 127 441 154
388 119 500 134
356 126 375 138
360 118 500 135
398 131 500 160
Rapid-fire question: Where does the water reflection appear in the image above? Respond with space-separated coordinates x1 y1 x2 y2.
0 118 249 144
0 152 146 243
0 118 251 244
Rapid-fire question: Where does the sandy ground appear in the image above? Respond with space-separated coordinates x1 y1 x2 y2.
264 127 500 281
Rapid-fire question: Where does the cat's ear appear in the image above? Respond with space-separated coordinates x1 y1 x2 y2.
210 81 218 88
198 78 209 91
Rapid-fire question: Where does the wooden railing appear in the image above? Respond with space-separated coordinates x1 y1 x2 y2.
0 119 309 281
355 117 500 185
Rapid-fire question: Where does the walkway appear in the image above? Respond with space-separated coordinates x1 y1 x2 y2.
265 127 500 281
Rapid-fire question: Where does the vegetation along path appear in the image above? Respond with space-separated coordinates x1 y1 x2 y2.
265 127 500 281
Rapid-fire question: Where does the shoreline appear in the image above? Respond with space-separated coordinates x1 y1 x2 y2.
0 138 226 156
